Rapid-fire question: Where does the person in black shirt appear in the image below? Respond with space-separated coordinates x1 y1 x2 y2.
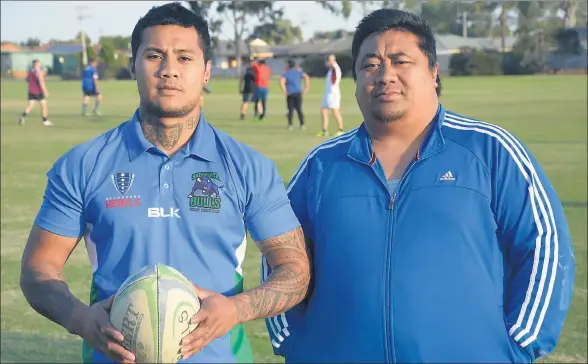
239 60 257 120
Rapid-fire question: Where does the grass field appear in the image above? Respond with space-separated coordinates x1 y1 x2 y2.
1 75 586 363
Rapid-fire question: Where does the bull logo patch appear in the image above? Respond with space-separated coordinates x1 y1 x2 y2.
188 172 223 213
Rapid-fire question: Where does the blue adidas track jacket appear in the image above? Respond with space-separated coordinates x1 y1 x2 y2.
262 105 575 363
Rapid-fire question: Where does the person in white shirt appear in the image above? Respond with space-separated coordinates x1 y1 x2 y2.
317 54 345 137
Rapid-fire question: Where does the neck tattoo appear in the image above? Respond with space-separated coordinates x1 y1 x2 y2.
140 116 198 151
141 121 183 151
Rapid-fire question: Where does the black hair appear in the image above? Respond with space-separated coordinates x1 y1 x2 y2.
351 8 441 96
131 2 212 67
258 59 266 65
287 58 296 68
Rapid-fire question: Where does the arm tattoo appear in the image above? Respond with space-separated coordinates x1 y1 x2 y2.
231 227 310 323
20 267 87 335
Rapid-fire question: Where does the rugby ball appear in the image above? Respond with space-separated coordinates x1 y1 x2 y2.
110 264 201 363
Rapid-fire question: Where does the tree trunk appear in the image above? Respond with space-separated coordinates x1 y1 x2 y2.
233 6 243 77
235 36 242 76
500 2 507 53
563 0 577 28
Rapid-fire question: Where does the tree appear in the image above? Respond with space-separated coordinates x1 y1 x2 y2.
74 32 92 47
249 18 303 45
187 1 279 74
419 1 461 34
99 36 131 50
311 29 354 41
554 28 583 54
187 1 223 49
20 38 41 48
99 41 116 67
315 0 353 18
510 1 548 74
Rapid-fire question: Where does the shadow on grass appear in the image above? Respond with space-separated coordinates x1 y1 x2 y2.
562 201 588 208
1 331 82 363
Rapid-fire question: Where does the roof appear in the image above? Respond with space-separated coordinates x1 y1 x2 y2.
271 37 352 57
214 39 250 57
266 34 518 57
47 44 83 54
1 42 21 52
249 38 273 58
436 34 516 53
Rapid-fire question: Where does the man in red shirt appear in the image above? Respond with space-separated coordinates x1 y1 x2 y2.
251 58 271 120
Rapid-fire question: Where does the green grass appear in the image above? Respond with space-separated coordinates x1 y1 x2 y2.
1 75 586 363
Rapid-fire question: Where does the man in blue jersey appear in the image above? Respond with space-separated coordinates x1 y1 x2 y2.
263 8 575 363
280 59 310 131
82 59 103 116
20 3 310 364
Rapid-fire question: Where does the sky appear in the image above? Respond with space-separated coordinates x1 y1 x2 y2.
0 1 368 44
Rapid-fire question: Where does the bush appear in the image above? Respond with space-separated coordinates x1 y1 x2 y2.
60 71 81 80
115 67 132 80
334 53 353 77
301 55 328 77
502 52 525 75
301 52 353 78
449 47 503 76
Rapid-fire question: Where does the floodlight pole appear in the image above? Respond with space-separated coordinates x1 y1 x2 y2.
75 5 90 67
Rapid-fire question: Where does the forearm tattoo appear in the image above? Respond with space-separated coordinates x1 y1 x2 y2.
232 227 310 323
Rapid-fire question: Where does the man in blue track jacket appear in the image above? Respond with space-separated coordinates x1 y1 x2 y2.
262 8 576 363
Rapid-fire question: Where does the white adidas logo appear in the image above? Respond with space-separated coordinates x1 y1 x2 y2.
440 171 456 181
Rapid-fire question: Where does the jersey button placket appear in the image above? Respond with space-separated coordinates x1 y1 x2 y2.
160 162 173 199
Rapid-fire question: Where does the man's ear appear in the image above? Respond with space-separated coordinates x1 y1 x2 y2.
203 60 212 84
128 58 136 80
432 62 439 87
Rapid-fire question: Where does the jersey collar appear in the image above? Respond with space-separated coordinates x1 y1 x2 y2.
125 108 218 163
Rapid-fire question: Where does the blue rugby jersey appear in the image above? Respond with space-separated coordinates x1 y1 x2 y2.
34 109 301 363
81 65 98 92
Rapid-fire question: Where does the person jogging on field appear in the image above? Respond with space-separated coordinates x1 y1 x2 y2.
19 59 53 126
280 58 310 131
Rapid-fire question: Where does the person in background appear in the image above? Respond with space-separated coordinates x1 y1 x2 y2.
239 59 257 120
19 59 53 126
317 54 344 137
81 59 103 116
280 58 310 131
251 57 271 120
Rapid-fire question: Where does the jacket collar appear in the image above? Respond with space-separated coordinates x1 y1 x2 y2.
347 104 446 164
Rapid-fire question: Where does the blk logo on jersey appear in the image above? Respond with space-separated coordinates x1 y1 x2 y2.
105 172 141 209
188 172 223 213
148 207 181 218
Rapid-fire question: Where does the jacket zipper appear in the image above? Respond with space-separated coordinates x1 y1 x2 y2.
385 158 419 363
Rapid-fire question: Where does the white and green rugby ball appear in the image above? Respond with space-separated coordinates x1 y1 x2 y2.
110 264 201 363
